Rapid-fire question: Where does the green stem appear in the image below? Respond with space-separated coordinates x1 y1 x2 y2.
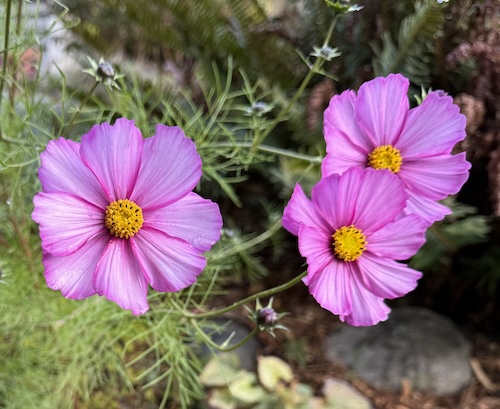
191 319 260 352
255 16 338 146
62 82 99 138
209 218 282 262
203 142 323 164
0 0 13 107
183 271 308 320
8 0 23 108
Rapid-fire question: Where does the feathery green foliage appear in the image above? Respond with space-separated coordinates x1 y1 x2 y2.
373 0 445 85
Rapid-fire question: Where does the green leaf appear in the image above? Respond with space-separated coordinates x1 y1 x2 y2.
257 356 294 391
322 378 371 409
229 371 268 404
199 355 241 387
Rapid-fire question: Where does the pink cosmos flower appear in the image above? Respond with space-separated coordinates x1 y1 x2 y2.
282 167 426 326
322 73 470 226
32 118 222 315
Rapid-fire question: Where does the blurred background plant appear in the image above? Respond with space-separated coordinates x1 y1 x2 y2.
0 0 498 408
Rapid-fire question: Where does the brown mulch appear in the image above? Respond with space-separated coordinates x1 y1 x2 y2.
256 284 500 409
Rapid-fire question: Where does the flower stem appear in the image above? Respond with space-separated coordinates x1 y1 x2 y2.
62 82 99 138
203 142 323 164
190 319 260 352
0 0 13 108
254 16 338 147
8 0 24 108
183 271 308 320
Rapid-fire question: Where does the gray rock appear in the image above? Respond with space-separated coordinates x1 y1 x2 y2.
325 307 472 395
197 319 260 372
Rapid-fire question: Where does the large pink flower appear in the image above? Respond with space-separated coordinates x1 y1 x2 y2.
282 167 426 326
322 73 470 225
32 119 222 315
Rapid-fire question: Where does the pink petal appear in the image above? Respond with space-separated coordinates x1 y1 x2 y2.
367 214 426 259
43 232 109 299
341 276 390 326
38 138 108 208
130 125 202 211
132 228 206 292
80 118 143 201
397 91 466 159
355 74 409 146
282 184 329 235
351 168 408 234
143 192 222 252
307 258 353 316
404 191 452 226
298 224 335 285
321 90 372 177
93 238 149 315
399 153 470 201
324 90 374 152
32 192 107 256
311 168 363 229
321 132 368 178
357 253 422 299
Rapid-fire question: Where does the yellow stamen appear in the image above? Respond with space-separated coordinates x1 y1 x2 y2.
332 225 367 262
367 144 403 173
105 199 143 239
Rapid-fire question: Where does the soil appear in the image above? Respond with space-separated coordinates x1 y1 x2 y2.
224 266 500 409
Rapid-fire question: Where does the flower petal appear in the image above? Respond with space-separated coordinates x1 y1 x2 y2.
321 132 369 177
80 118 143 201
341 274 390 326
130 125 202 211
38 138 108 208
404 191 452 226
131 228 206 292
397 91 466 159
43 232 108 299
357 253 422 299
367 214 426 260
298 224 335 285
311 168 363 229
307 258 353 316
93 238 149 315
32 192 106 256
351 168 408 234
283 184 329 235
143 192 222 252
355 74 409 146
322 90 372 177
399 152 470 201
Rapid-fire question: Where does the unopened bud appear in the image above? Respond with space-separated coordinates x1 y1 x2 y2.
97 61 115 80
257 307 279 328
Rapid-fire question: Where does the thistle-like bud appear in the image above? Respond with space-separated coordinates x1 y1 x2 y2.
247 298 288 337
311 46 341 61
97 61 115 81
257 307 279 328
244 101 274 117
83 57 124 90
324 0 363 13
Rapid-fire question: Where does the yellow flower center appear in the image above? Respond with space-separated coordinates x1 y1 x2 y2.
332 225 367 262
105 199 144 239
367 145 403 173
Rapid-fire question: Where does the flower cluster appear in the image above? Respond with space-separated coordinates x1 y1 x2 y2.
32 74 470 327
283 74 470 326
32 119 222 315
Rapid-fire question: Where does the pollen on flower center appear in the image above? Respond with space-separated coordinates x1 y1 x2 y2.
105 199 144 239
367 145 403 173
332 225 367 262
